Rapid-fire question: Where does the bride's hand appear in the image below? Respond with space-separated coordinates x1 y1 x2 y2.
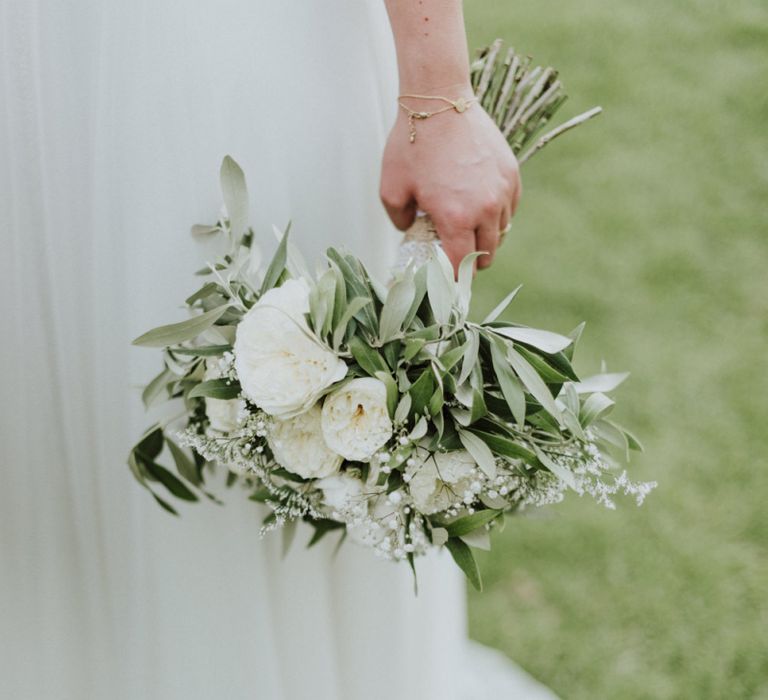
380 90 521 275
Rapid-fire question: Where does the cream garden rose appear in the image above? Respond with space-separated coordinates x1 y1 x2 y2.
233 279 347 418
268 404 343 479
321 377 393 461
408 449 477 515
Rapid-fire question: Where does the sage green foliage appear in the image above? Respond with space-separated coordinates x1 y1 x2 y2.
464 1 768 697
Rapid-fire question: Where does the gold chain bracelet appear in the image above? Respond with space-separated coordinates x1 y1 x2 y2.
397 94 477 143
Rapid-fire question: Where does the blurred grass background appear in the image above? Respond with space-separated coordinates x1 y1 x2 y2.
462 1 768 698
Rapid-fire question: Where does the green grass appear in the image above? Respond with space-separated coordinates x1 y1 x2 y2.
462 1 768 698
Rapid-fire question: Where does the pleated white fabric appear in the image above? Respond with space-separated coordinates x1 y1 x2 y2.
0 2 557 699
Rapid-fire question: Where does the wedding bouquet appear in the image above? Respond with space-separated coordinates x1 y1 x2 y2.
130 43 654 589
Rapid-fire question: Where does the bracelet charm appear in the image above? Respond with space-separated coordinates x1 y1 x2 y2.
397 94 477 143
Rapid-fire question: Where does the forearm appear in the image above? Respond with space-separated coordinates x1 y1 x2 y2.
383 0 471 94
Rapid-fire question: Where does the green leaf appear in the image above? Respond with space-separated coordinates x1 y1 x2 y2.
348 336 388 377
457 429 497 479
309 268 335 338
188 378 241 400
466 428 539 464
437 343 466 374
409 415 429 441
184 282 225 307
429 383 445 417
382 340 402 371
456 251 484 317
561 406 587 441
507 347 563 424
379 265 415 342
220 155 249 237
445 509 502 537
481 284 522 324
469 388 487 424
127 449 149 486
249 486 271 502
565 321 586 361
190 223 220 238
325 249 378 333
173 344 232 357
492 325 572 354
307 519 345 548
457 328 480 386
460 528 491 551
445 537 482 591
394 394 412 425
404 338 426 362
165 438 201 486
132 305 230 348
514 345 573 384
426 250 455 325
592 419 629 459
260 230 290 295
490 337 526 427
333 297 372 350
151 492 180 516
409 369 436 417
580 392 615 426
374 371 399 419
574 372 630 394
404 265 428 328
135 425 164 460
142 367 173 408
612 422 644 452
142 458 199 501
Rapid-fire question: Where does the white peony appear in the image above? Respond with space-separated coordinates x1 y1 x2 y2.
233 279 347 418
203 362 245 433
321 377 393 461
268 403 343 479
408 449 476 514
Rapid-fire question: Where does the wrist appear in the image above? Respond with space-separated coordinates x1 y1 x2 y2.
398 80 474 102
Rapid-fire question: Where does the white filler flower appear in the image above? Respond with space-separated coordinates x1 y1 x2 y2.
408 450 476 514
321 377 393 461
268 404 343 479
234 279 347 418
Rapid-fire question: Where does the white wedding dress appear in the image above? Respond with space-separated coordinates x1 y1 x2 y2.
0 1 558 698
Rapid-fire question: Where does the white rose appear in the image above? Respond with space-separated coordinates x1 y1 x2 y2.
408 449 476 515
268 403 343 479
203 362 245 433
234 279 347 418
321 377 393 461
